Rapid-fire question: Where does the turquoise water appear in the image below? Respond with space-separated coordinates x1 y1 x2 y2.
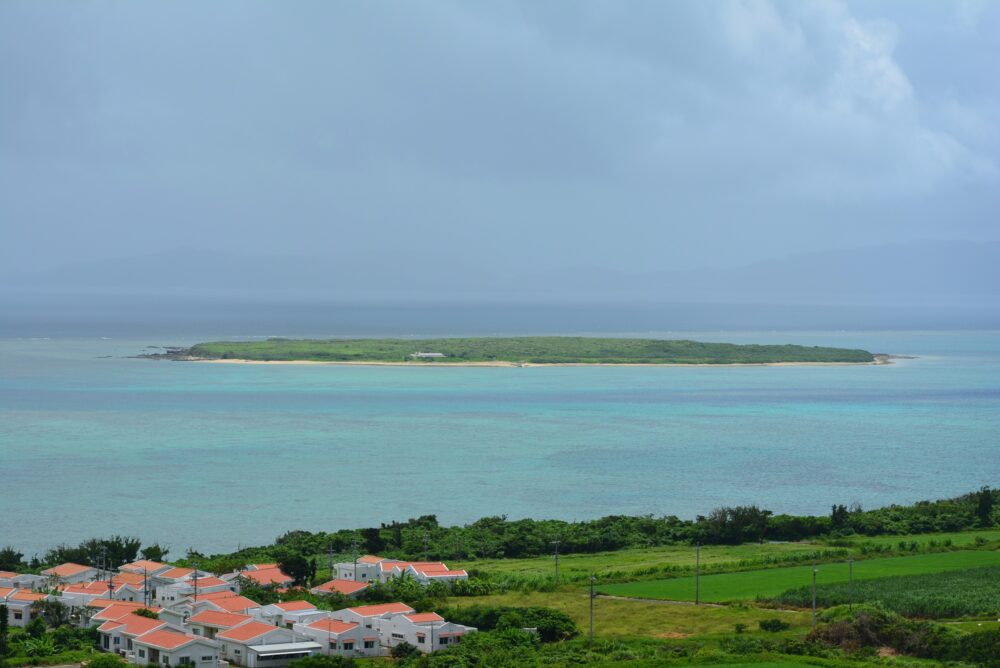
1 330 998 557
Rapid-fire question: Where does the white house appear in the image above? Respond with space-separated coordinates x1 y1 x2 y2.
378 612 476 653
254 600 322 628
308 579 368 598
41 562 99 585
120 560 173 577
216 621 320 668
156 576 235 605
333 556 467 585
97 612 171 655
131 628 221 668
328 602 415 630
185 610 253 639
293 618 380 658
0 588 50 627
0 571 46 591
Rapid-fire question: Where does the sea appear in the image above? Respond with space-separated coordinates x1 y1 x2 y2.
1 299 999 558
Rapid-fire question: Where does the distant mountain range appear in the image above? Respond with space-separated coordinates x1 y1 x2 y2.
4 240 998 305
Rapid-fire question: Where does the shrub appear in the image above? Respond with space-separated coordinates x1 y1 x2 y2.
84 655 127 668
758 618 790 632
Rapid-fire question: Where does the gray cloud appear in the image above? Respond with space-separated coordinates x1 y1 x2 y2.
1 0 997 277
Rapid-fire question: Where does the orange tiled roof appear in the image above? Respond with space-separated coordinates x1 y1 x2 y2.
216 621 281 642
272 600 315 612
0 571 18 579
0 587 15 598
99 613 165 636
403 612 444 623
240 567 292 585
307 619 358 634
42 563 93 578
343 602 414 617
9 591 48 602
182 576 229 588
120 560 169 574
157 567 195 580
205 595 260 613
188 610 252 628
357 555 386 565
88 599 159 611
311 579 368 596
135 629 204 650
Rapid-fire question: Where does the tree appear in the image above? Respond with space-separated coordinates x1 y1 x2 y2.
974 486 995 527
0 548 24 573
133 608 159 619
359 528 385 554
276 554 315 587
140 544 169 562
390 641 420 660
831 504 849 530
30 600 70 628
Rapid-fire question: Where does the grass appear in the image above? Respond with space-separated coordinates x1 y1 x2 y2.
596 550 1000 603
457 542 844 581
447 589 813 639
179 336 876 364
768 565 1000 618
827 528 1000 548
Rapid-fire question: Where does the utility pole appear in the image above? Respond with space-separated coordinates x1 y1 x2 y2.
192 562 199 602
848 559 854 611
695 543 701 606
423 532 430 561
143 568 148 607
550 541 561 582
327 544 334 580
589 574 596 644
811 565 818 629
351 538 360 582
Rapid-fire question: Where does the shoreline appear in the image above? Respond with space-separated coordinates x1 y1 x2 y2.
169 354 899 368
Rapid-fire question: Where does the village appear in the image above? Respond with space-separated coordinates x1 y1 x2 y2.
0 556 475 665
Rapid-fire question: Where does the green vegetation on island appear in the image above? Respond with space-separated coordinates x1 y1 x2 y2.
165 336 878 365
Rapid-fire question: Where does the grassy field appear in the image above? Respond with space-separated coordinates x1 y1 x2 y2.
828 528 1000 548
447 589 813 639
456 542 843 581
768 565 1000 618
597 550 1000 603
178 336 876 364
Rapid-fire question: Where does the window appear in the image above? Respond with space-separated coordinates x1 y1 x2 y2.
127 640 133 650
179 657 193 665
363 641 374 649
342 642 353 651
201 657 213 662
328 642 336 650
139 650 146 659
417 636 425 644
439 637 448 645
391 633 404 640
13 611 22 620
163 657 170 665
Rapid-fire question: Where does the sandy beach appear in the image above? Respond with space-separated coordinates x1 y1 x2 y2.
182 354 897 368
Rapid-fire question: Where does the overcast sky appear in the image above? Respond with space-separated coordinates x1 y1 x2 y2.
1 0 998 276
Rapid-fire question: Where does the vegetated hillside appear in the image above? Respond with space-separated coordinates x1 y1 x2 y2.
184 336 876 364
769 565 1000 618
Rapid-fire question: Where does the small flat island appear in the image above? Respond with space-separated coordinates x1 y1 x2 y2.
144 336 887 366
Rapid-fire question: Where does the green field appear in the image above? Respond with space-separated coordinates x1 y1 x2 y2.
457 542 845 581
448 590 812 639
769 565 1000 618
828 528 1000 548
173 336 876 364
597 550 1000 603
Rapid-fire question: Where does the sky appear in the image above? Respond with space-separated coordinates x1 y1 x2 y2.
1 0 998 277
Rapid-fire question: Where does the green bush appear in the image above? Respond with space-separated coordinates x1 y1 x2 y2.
758 618 790 632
